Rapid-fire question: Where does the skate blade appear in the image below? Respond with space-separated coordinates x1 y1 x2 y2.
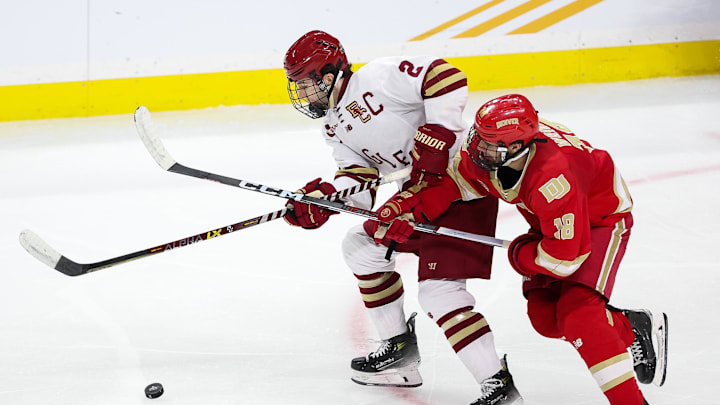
351 364 422 388
508 397 524 405
651 311 668 387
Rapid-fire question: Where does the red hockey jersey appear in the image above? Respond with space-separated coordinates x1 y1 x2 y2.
423 119 633 278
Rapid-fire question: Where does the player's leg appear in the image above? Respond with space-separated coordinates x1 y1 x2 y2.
568 215 667 387
525 277 563 339
416 197 520 403
419 279 522 405
557 283 645 405
550 216 647 403
343 223 422 387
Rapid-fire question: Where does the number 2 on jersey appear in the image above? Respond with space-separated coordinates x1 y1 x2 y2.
399 61 422 77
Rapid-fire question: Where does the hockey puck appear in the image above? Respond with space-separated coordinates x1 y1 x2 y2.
145 382 164 399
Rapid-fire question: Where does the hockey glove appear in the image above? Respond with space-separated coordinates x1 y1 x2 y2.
373 190 429 244
284 178 338 229
508 231 543 277
410 124 456 187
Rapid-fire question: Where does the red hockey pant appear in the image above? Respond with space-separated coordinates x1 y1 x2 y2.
527 282 644 405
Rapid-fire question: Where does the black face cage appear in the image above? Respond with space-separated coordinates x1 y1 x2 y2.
287 78 329 119
467 127 508 171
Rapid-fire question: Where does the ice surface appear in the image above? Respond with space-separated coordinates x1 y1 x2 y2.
1 76 719 404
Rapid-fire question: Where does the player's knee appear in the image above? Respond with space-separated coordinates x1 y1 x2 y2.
341 225 393 275
417 279 475 321
556 285 606 335
526 290 562 338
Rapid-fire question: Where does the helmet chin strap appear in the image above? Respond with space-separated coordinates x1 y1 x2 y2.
502 146 530 167
326 67 347 109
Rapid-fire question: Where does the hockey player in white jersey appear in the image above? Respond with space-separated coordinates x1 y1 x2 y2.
282 30 522 405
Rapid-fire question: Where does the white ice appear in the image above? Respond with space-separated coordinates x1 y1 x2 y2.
1 76 719 405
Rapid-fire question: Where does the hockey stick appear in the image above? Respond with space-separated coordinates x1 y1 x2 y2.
19 166 410 277
135 106 511 249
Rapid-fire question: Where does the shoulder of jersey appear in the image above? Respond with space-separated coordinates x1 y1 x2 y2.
525 142 574 188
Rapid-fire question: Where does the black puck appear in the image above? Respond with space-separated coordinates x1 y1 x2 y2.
145 382 164 399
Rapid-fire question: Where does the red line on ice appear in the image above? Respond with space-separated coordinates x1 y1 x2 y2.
626 164 720 186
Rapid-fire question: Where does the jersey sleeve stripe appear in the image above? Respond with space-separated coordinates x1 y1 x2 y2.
334 166 379 206
424 66 462 89
334 166 380 182
423 71 468 99
535 243 590 277
424 61 456 83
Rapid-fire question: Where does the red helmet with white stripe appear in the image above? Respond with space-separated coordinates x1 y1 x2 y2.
466 94 540 170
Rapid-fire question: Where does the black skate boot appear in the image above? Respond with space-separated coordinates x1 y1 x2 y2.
350 312 422 387
607 304 668 386
470 355 523 405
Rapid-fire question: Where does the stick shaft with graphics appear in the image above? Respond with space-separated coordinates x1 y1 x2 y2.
135 106 511 250
19 168 406 276
19 165 407 276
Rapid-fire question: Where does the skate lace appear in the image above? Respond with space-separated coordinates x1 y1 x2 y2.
478 378 503 399
368 340 393 360
629 340 645 366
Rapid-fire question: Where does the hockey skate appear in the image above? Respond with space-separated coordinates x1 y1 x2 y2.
470 355 523 405
608 304 668 386
350 312 422 387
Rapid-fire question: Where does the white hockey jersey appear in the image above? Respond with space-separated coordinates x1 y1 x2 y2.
322 55 469 210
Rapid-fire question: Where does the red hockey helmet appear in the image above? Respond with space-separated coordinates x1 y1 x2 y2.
466 94 540 170
284 30 349 118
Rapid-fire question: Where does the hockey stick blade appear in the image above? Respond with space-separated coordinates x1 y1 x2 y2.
20 228 169 276
20 230 85 276
135 107 509 249
19 216 276 276
134 106 176 171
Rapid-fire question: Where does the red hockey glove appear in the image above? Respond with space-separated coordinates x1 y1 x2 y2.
373 190 428 244
410 124 456 187
284 178 338 229
508 231 543 277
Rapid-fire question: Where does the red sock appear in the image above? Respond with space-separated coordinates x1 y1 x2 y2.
557 284 644 405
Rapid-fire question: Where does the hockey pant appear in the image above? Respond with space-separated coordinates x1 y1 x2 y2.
527 282 644 405
343 224 502 382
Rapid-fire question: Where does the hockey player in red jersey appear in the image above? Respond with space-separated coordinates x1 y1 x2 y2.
377 94 668 404
282 31 522 405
